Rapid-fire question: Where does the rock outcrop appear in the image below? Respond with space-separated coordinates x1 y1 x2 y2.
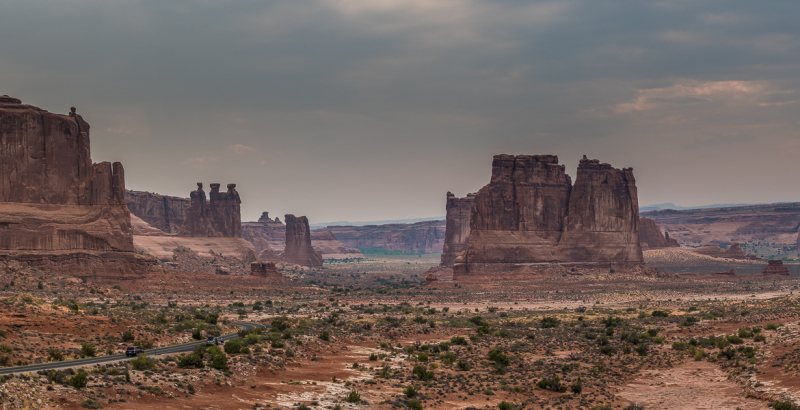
762 260 790 276
440 192 475 267
126 190 190 234
713 269 736 276
692 243 759 260
242 213 362 260
639 217 680 249
282 215 323 267
177 183 241 237
250 262 281 278
322 220 446 253
461 154 643 273
0 96 149 279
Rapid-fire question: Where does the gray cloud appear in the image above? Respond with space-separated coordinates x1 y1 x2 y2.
1 0 798 222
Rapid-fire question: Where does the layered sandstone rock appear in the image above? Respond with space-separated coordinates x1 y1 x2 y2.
639 217 680 249
243 214 363 260
250 262 281 278
282 214 323 267
440 192 475 267
0 96 147 279
762 260 790 276
321 220 446 253
177 182 241 237
692 243 759 260
461 154 643 273
126 190 190 234
713 269 736 276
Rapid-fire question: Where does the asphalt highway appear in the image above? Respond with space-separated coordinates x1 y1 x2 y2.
0 321 266 375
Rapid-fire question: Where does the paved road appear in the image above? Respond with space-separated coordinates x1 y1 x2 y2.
0 321 266 375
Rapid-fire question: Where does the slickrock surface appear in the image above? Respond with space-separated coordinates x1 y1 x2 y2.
320 220 446 253
125 190 190 234
763 260 791 276
0 96 150 279
282 214 323 267
643 203 800 247
462 154 643 274
440 192 475 267
639 217 680 249
134 235 257 264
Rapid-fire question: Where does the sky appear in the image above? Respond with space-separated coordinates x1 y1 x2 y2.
1 0 798 223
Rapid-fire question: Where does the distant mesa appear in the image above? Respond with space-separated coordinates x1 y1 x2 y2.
762 260 790 276
639 217 679 250
321 221 446 253
456 154 643 275
0 96 149 279
692 243 760 260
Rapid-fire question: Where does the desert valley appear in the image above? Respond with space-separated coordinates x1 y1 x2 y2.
0 95 798 410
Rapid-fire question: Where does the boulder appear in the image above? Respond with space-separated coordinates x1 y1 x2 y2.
639 217 679 249
282 214 323 267
440 192 475 267
763 260 790 276
461 154 643 274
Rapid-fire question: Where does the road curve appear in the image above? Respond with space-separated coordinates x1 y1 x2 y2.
0 321 266 375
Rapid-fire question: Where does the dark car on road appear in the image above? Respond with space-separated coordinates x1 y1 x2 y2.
125 346 144 357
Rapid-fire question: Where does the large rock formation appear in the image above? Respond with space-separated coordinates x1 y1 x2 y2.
0 96 148 279
440 192 475 267
692 243 759 260
461 154 643 273
282 214 323 267
242 212 362 260
762 260 790 276
642 203 800 248
177 182 241 237
250 262 281 278
126 190 190 234
322 220 446 253
639 217 680 249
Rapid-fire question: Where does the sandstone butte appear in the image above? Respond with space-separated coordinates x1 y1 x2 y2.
762 259 790 276
0 96 151 279
458 154 643 274
440 192 475 267
639 217 680 250
281 214 323 267
692 243 760 260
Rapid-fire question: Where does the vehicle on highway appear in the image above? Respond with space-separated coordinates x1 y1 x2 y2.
125 346 143 357
206 336 215 346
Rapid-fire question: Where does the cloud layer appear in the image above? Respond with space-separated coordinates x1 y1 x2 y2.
1 0 798 222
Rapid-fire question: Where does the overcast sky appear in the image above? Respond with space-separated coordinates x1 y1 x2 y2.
2 0 798 223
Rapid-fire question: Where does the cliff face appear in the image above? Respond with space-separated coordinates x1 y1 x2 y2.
462 154 643 273
642 203 800 247
177 183 241 237
639 217 679 249
282 214 322 267
0 96 133 253
0 96 149 280
440 192 475 267
126 190 190 234
322 220 446 253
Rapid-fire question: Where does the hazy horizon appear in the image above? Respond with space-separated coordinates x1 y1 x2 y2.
2 1 798 223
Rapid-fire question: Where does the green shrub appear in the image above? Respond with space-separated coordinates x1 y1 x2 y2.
81 398 103 409
178 354 205 369
209 352 228 371
130 354 156 370
122 330 134 342
569 377 582 394
651 310 670 317
81 342 96 357
320 331 331 341
765 323 780 330
536 374 565 392
407 399 423 410
412 364 434 381
224 338 244 354
346 390 361 403
69 370 88 389
772 401 798 410
540 317 559 328
403 384 418 398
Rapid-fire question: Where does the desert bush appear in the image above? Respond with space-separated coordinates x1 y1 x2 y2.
651 310 670 317
498 401 514 410
81 343 95 357
69 370 88 389
540 317 559 328
224 338 244 354
81 398 103 409
178 354 205 369
412 364 434 381
403 384 418 398
346 390 360 403
131 354 156 370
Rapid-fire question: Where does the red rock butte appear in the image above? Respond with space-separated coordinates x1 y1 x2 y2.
0 96 150 279
440 192 475 267
458 154 643 275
